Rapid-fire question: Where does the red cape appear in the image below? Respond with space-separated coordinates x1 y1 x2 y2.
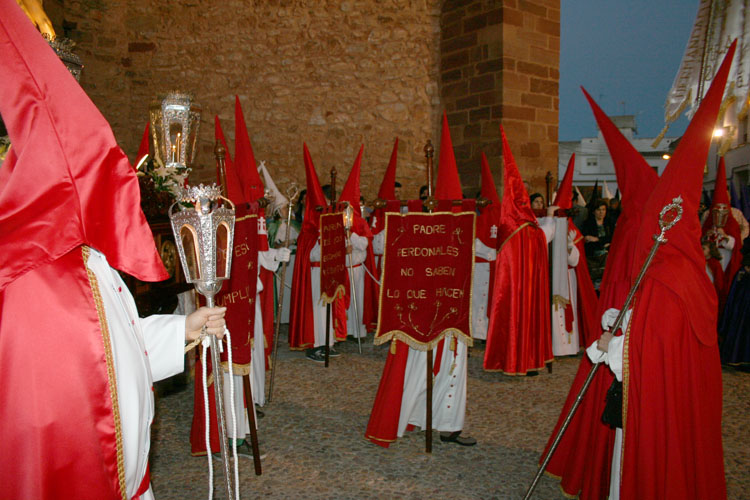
288 222 318 349
484 223 552 373
621 280 725 499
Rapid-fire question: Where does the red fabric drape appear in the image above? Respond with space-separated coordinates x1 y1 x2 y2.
621 280 725 499
484 224 552 373
1 249 124 498
364 341 410 447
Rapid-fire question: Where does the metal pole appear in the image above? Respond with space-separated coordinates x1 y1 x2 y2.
345 229 363 354
267 186 299 403
206 295 235 500
424 140 434 453
523 196 684 499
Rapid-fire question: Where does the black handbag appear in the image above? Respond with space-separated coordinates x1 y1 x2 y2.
601 378 623 429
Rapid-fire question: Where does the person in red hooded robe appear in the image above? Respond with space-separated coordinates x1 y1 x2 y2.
702 157 743 304
548 154 600 354
538 86 659 499
557 43 734 500
603 44 730 499
289 144 346 361
472 152 501 341
0 3 226 498
336 146 378 341
190 99 290 459
366 112 476 447
484 127 555 375
370 138 401 326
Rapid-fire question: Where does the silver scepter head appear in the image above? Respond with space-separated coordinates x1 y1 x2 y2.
169 183 235 303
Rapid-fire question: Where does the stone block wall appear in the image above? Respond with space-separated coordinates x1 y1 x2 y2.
440 0 559 197
48 0 559 201
59 0 443 201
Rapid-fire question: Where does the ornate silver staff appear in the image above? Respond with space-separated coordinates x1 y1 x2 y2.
343 202 363 354
523 195 684 499
170 184 236 500
267 183 300 403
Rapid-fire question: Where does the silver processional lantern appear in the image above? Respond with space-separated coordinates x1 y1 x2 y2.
169 184 235 304
149 91 201 170
155 93 237 500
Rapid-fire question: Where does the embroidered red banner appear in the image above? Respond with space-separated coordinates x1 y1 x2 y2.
375 211 476 349
320 210 348 305
214 205 259 366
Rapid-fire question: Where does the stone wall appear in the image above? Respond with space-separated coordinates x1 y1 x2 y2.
440 0 559 197
51 0 559 201
60 0 443 201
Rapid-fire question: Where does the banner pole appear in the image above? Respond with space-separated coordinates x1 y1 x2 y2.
424 139 435 454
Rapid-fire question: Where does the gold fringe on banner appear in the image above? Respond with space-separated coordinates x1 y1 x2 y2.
737 89 750 121
320 284 345 305
651 89 692 148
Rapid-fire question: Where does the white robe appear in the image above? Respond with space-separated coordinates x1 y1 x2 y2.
310 241 335 347
223 248 284 439
345 232 369 338
551 245 581 356
586 308 630 500
471 239 497 340
87 249 185 500
397 334 468 436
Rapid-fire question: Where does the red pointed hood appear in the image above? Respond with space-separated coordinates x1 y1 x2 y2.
0 2 167 289
583 88 660 312
377 138 399 200
339 145 372 237
711 157 731 207
135 122 150 167
552 154 575 210
302 143 327 229
214 115 245 204
435 112 463 200
339 145 364 217
582 87 658 215
702 156 742 250
477 151 502 248
234 95 264 202
499 126 536 240
480 151 501 204
632 40 736 345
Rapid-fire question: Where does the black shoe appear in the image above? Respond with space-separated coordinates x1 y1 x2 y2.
328 346 341 357
255 405 265 419
526 371 539 377
306 349 326 362
439 431 477 446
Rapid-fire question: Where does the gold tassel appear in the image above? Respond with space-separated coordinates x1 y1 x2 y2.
390 339 397 354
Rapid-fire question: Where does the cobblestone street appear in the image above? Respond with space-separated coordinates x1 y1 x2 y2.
150 331 749 499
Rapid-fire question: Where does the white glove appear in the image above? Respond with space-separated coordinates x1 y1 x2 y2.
600 307 632 334
275 247 292 263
